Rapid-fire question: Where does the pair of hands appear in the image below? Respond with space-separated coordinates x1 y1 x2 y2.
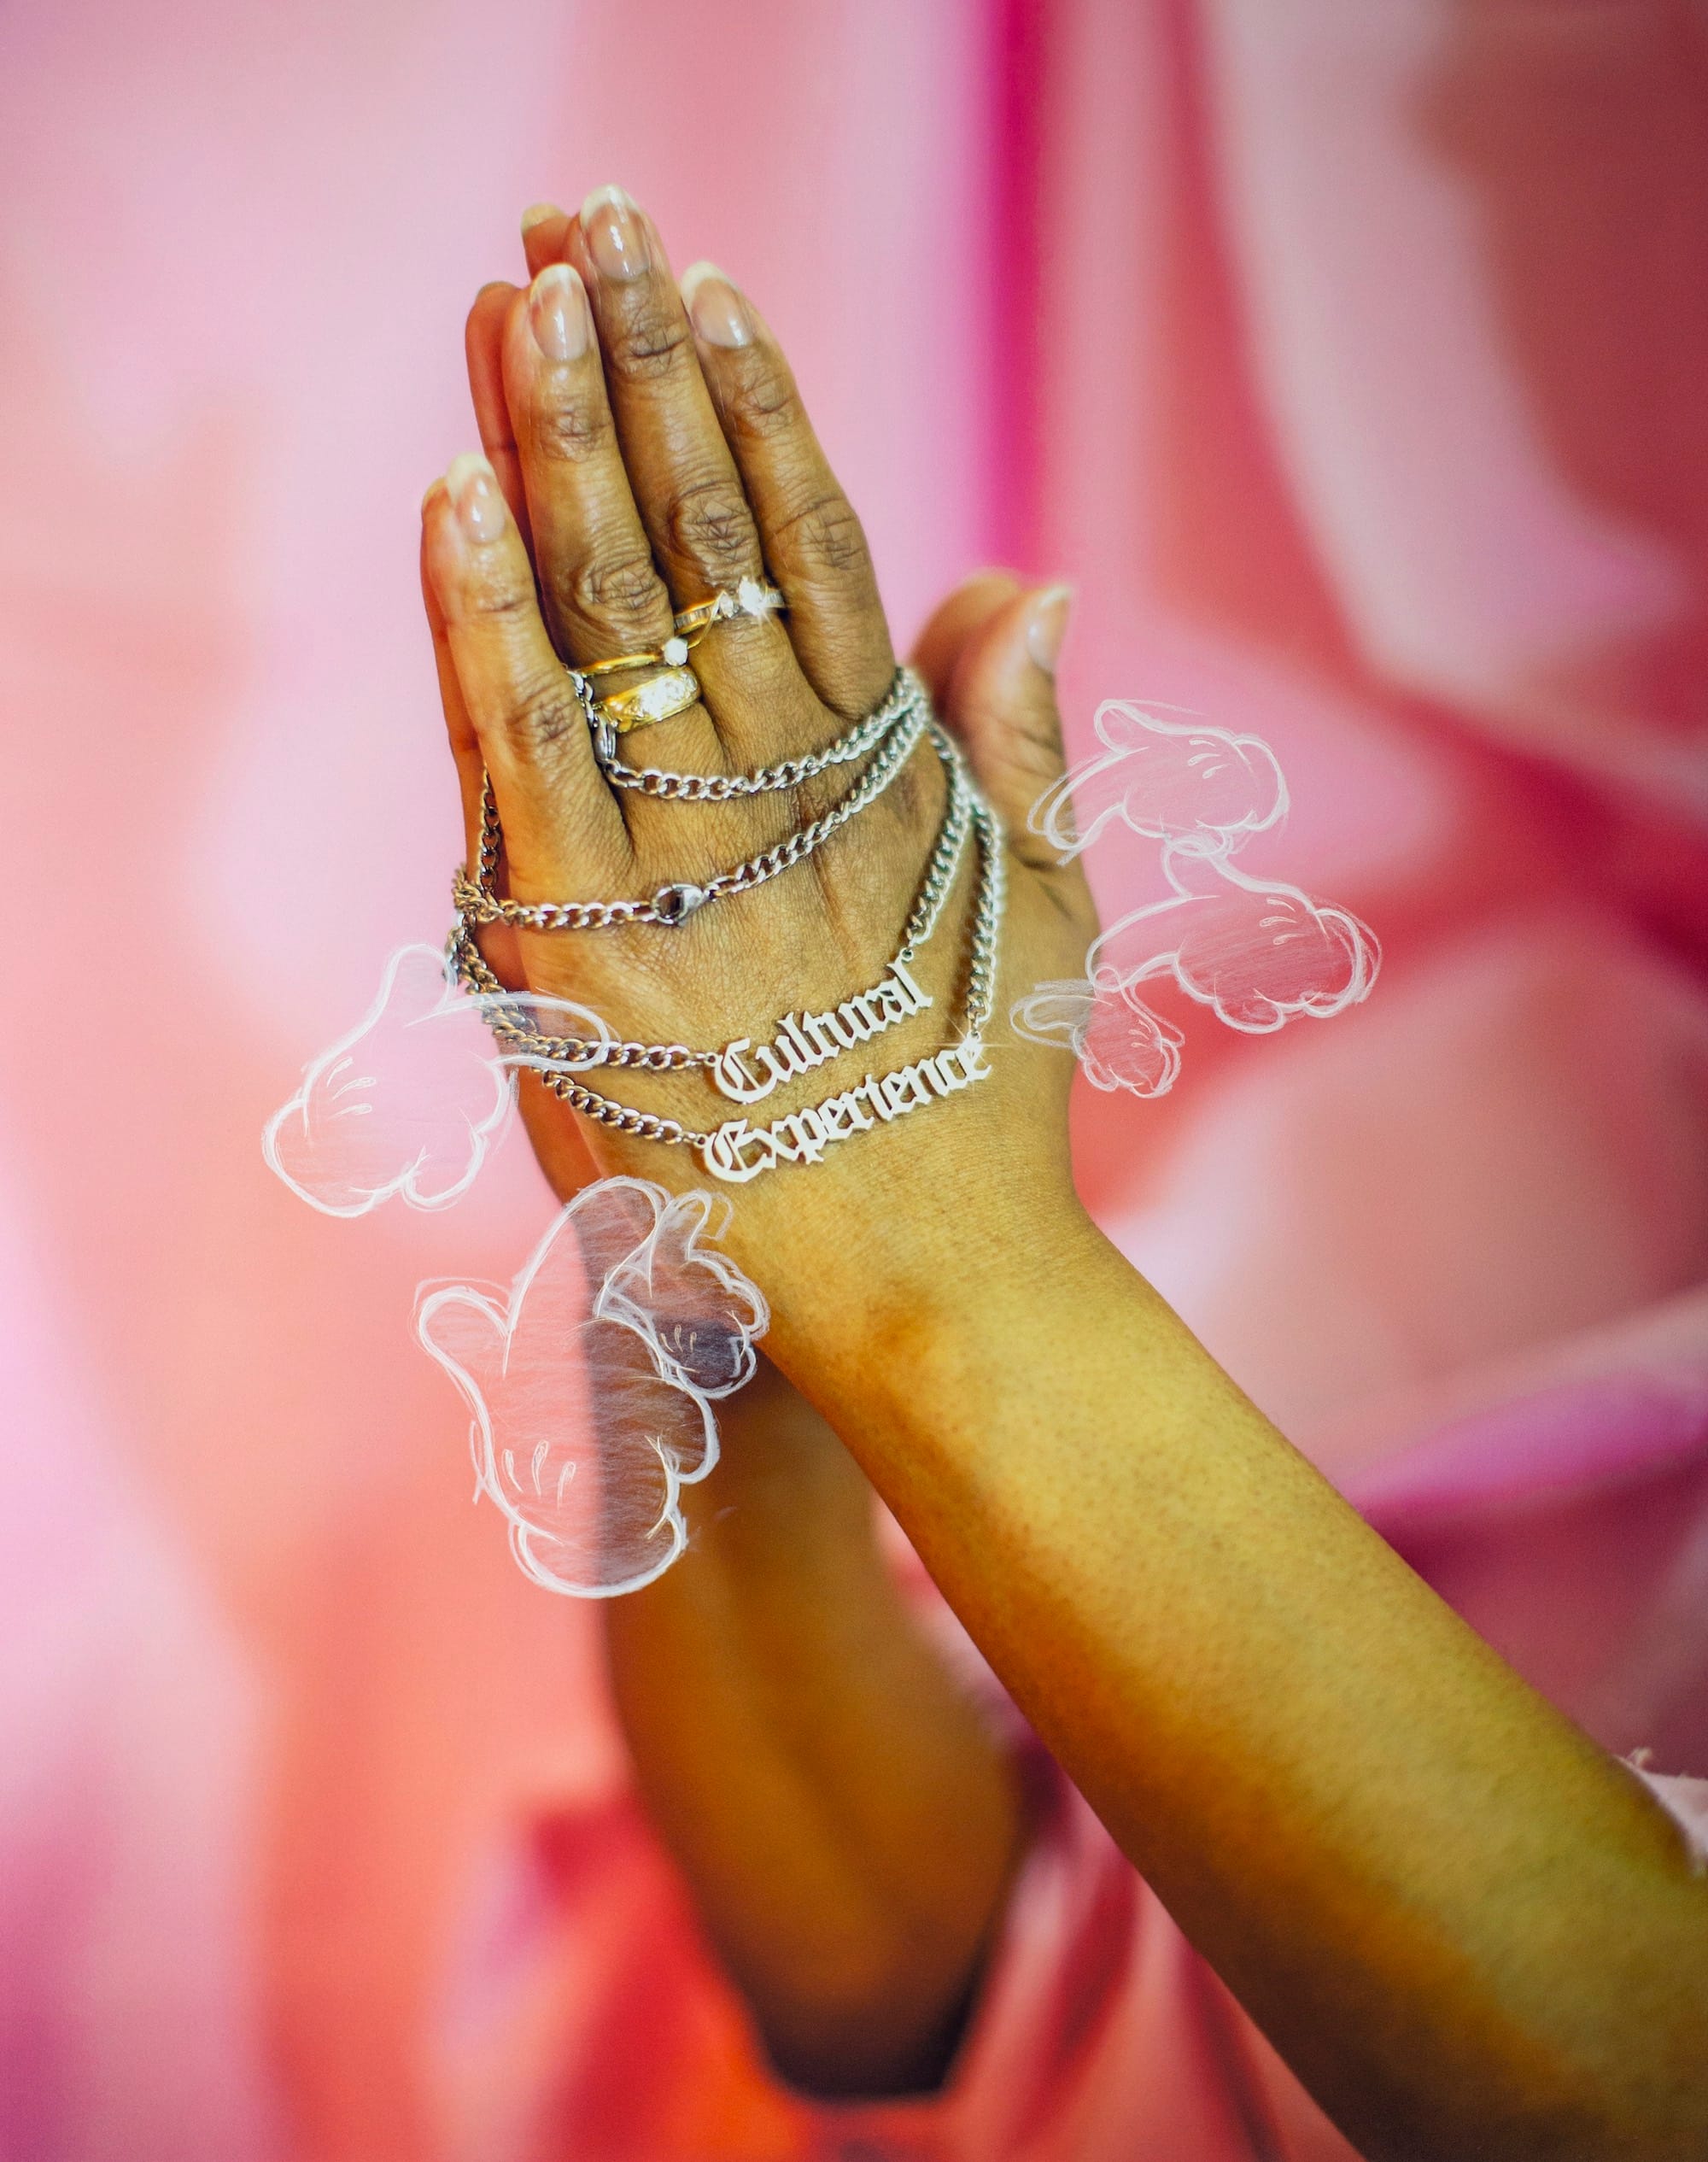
420 186 1094 1328
418 207 1708 2156
419 195 1081 2094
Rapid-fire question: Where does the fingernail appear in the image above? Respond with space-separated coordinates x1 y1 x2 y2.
420 477 447 515
681 261 752 349
1027 584 1073 675
580 184 650 282
445 453 507 543
520 200 563 236
529 263 589 361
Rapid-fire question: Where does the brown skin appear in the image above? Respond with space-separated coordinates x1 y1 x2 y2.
519 1100 1025 2100
603 1359 1021 2096
422 191 1708 2157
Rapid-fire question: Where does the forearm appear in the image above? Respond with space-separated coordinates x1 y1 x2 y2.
601 1355 1023 2096
759 1196 1708 2160
424 190 1703 2153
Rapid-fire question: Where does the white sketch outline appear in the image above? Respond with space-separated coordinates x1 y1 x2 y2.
415 1178 768 1600
263 945 512 1217
1029 699 1287 862
1009 979 1186 1098
1013 701 1378 1093
263 944 621 1217
1085 848 1382 1035
592 1183 767 1401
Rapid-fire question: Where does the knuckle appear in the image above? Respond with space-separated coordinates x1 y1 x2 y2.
1005 712 1068 782
980 695 1065 782
827 652 903 726
668 478 757 577
775 489 872 580
508 670 583 752
722 357 800 442
605 303 693 382
572 548 666 635
532 390 611 465
460 571 538 626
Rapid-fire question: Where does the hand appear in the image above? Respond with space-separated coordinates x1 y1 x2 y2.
421 187 1094 1336
431 208 1039 2097
420 198 1708 2160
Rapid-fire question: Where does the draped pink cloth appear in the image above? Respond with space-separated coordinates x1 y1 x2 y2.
2 3 1705 2157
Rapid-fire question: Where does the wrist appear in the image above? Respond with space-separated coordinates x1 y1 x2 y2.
754 1144 1103 1427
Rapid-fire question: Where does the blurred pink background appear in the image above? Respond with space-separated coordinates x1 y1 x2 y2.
3 2 1706 2157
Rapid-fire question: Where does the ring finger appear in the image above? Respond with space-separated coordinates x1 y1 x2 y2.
498 259 728 784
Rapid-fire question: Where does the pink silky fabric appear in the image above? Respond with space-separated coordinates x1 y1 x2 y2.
2 1 1706 2157
493 1763 1337 2162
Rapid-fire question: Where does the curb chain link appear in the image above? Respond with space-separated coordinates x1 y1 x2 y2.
456 689 929 933
449 677 1005 1150
452 723 980 1081
596 665 921 800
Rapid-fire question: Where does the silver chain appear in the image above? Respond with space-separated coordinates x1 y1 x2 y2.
452 724 977 1077
526 1069 703 1149
534 837 1001 1151
456 693 928 933
448 926 708 1072
596 665 922 800
964 794 1006 1037
898 736 975 965
495 732 1004 1151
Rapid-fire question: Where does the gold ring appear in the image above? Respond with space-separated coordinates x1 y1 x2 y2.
592 664 701 734
674 578 787 643
582 643 693 677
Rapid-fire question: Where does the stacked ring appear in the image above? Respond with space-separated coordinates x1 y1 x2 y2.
574 581 785 739
591 664 701 735
674 577 787 644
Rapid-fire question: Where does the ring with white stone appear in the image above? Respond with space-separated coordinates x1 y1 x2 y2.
590 663 702 735
673 577 787 644
582 642 695 677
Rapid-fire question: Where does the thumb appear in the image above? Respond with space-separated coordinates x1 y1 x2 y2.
915 577 1076 872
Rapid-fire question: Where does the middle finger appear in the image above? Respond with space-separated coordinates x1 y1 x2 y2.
499 267 729 791
566 186 815 762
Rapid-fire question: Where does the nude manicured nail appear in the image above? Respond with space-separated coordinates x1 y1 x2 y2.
529 264 589 360
580 185 650 282
1027 584 1073 675
681 261 752 349
520 200 563 235
445 453 507 543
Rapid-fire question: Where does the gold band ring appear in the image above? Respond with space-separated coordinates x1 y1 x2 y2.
673 578 787 643
582 641 693 678
592 664 701 735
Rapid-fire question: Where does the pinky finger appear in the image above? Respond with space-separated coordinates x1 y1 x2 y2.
423 494 529 988
466 282 528 536
420 483 487 863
